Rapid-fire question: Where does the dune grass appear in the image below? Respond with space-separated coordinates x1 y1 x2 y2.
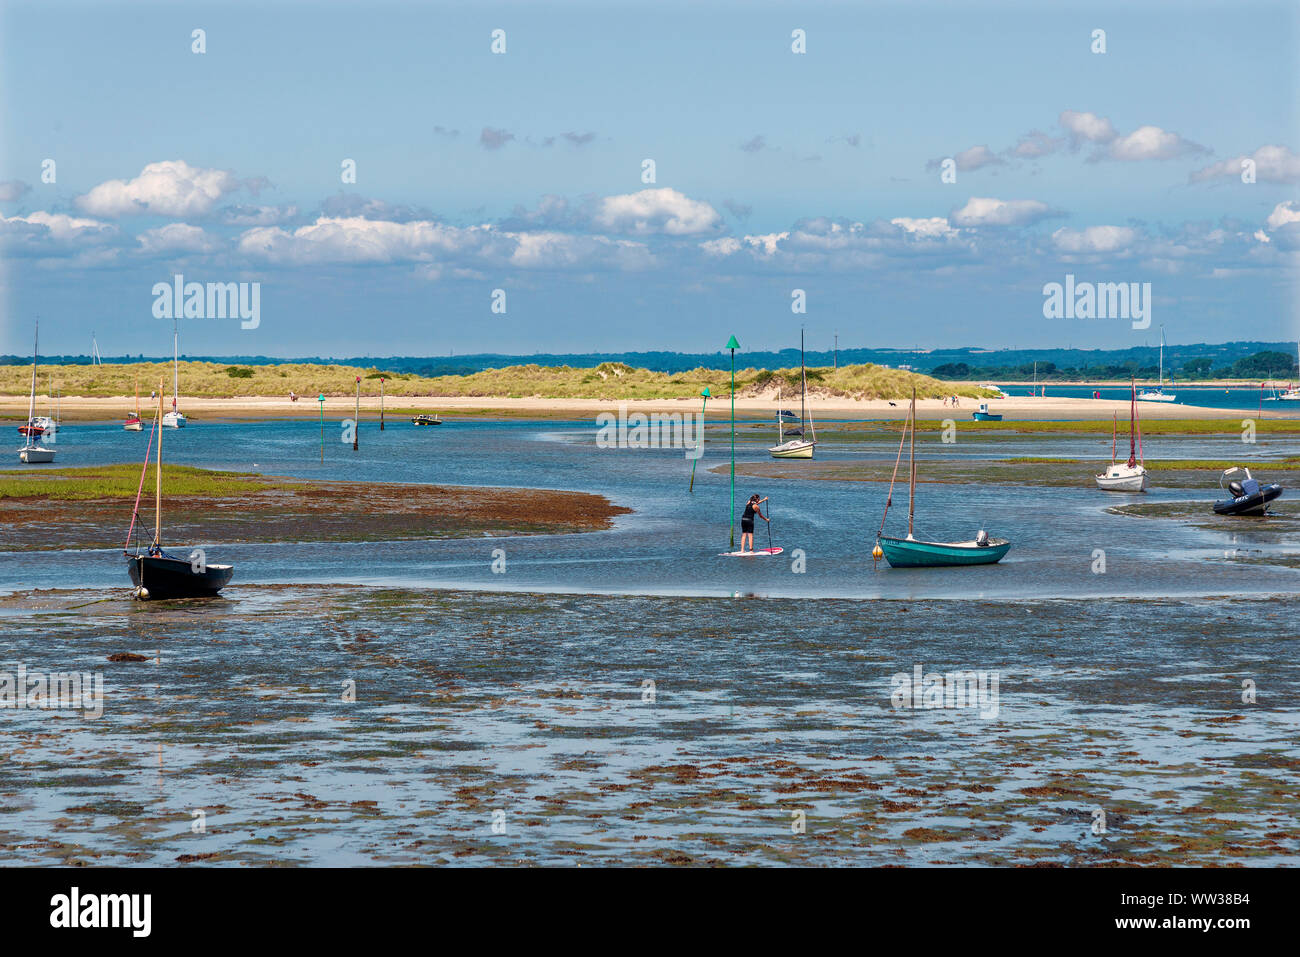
0 464 290 500
2 360 993 402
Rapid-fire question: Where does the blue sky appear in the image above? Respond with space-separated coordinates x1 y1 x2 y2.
2 0 1297 358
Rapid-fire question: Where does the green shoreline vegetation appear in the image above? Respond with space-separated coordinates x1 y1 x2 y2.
0 464 289 500
2 360 993 401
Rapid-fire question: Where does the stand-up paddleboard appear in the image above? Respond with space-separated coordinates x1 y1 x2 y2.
719 547 784 557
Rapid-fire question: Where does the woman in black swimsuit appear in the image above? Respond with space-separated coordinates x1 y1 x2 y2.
740 494 768 552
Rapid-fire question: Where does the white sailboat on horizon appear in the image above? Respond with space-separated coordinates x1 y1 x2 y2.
162 318 186 428
1137 325 1177 402
1262 341 1300 401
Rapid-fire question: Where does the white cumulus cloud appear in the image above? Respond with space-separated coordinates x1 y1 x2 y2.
1060 110 1118 145
137 223 219 255
77 160 241 217
1104 125 1206 161
890 216 957 239
950 197 1055 227
1265 201 1300 231
1051 225 1139 254
1191 145 1300 184
593 188 722 236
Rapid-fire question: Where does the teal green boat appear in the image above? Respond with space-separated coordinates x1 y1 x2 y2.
873 389 1013 569
878 534 1011 567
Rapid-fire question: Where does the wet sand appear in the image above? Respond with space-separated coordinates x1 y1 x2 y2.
2 586 1295 866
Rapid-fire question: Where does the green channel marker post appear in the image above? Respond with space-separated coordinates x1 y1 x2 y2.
689 386 711 493
318 393 325 463
726 335 739 548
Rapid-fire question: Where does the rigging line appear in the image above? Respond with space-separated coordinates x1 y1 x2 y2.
877 408 910 539
125 407 160 554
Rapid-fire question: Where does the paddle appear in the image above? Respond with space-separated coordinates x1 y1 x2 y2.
766 498 773 551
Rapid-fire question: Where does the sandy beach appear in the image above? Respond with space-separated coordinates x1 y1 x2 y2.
0 393 1282 422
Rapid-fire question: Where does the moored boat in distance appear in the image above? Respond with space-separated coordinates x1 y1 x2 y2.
1137 325 1177 402
768 330 817 459
412 413 443 425
124 376 143 430
1262 343 1300 401
17 322 55 464
18 416 54 437
971 402 1002 421
162 318 186 427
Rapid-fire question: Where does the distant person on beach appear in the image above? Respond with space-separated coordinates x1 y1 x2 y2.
740 494 769 552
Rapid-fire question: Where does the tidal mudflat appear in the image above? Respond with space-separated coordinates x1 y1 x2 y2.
0 466 629 551
2 586 1296 866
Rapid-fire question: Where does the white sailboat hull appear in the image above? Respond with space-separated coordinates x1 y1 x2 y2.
1136 392 1176 402
162 411 186 428
769 439 814 458
19 446 55 463
1096 464 1148 491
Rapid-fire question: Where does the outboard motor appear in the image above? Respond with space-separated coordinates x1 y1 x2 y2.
975 529 990 547
1228 481 1245 497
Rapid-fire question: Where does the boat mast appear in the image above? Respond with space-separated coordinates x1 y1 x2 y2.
1110 412 1116 464
799 328 807 437
172 319 179 412
1127 379 1137 466
777 380 783 443
155 378 163 545
1158 326 1164 390
26 322 38 446
1136 390 1144 465
907 387 916 539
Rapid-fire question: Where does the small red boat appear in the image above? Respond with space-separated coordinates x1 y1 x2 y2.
18 416 53 436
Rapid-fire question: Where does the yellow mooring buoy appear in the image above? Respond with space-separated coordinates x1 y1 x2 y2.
872 543 884 562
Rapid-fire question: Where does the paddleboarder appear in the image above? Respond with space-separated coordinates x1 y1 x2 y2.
740 494 769 553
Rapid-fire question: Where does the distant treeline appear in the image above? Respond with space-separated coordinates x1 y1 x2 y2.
3 340 1296 381
931 350 1299 382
